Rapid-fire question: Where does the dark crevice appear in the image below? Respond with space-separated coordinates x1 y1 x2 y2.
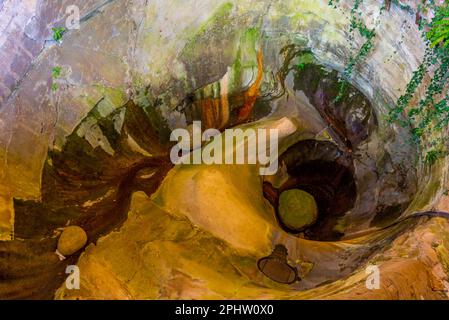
264 140 357 241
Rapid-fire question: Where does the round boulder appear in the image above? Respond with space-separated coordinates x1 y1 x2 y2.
57 226 88 256
278 189 318 231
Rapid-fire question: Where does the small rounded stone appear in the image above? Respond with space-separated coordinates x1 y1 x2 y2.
57 226 88 256
278 189 318 231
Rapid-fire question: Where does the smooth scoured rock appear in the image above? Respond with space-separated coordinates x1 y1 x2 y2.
57 226 88 256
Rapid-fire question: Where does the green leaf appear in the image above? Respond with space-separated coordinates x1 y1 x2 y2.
52 27 66 42
52 66 62 78
433 19 449 26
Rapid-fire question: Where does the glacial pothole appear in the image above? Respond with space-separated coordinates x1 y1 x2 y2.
2 0 449 300
6 47 420 296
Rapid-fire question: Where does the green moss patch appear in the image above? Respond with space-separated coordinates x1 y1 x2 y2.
278 189 318 231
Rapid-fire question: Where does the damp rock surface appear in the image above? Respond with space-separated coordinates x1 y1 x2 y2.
1 0 449 301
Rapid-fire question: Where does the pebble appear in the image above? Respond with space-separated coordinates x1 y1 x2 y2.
57 226 88 256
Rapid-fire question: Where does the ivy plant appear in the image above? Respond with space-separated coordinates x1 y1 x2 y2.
52 27 66 42
328 0 449 166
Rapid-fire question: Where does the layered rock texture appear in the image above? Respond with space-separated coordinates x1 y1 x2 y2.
1 0 449 299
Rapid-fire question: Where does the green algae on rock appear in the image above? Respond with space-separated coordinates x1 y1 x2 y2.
278 189 318 231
